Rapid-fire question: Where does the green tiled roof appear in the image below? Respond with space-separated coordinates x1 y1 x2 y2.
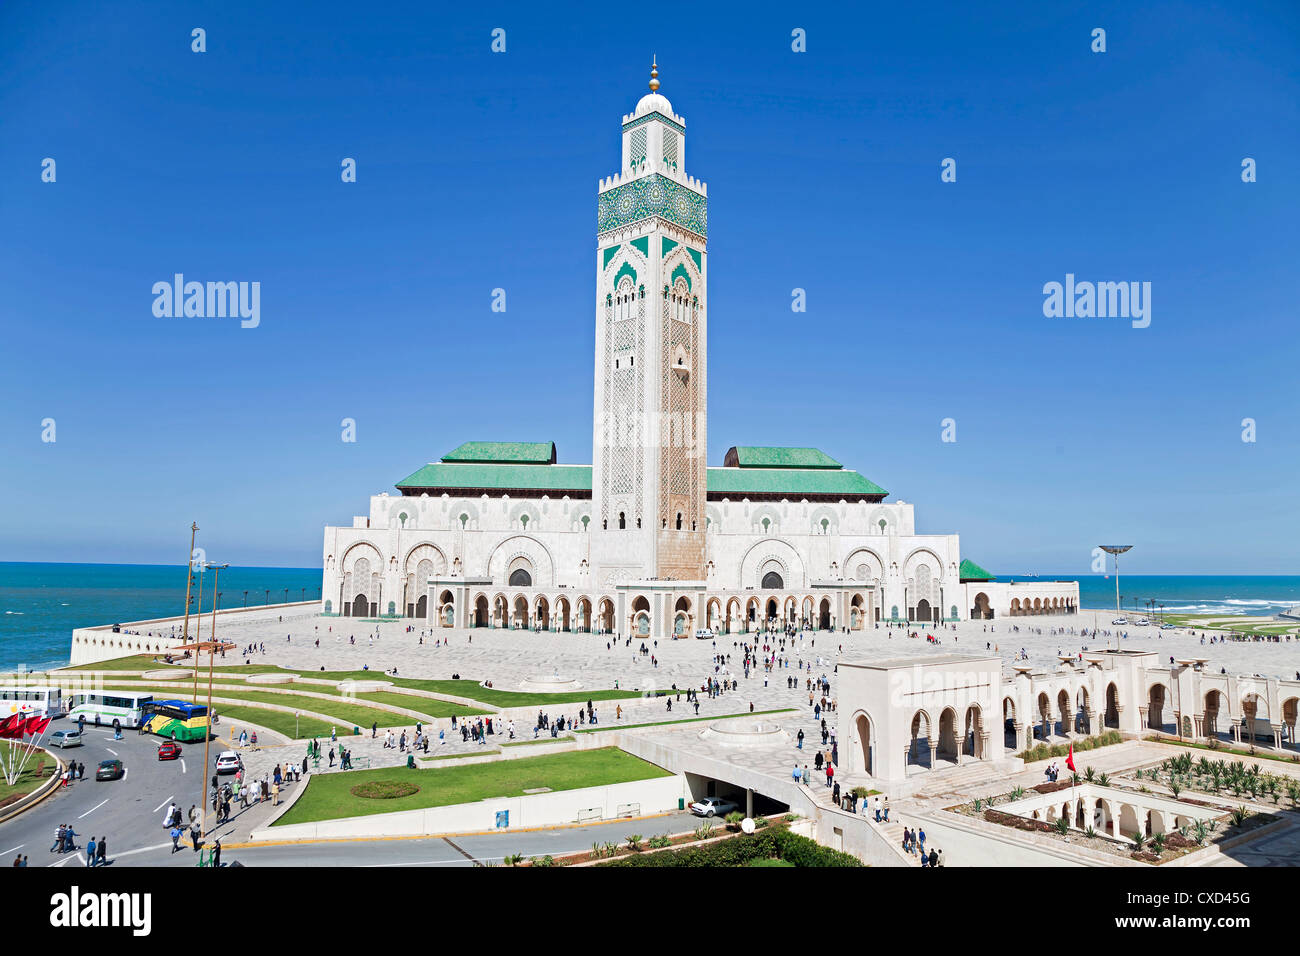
959 559 995 581
440 442 556 465
395 462 886 499
397 462 589 492
706 467 884 498
725 446 841 469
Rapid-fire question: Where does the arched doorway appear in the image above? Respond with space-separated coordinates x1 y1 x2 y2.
937 707 958 761
631 596 650 636
854 712 873 775
915 598 932 623
535 596 550 631
473 595 489 628
351 593 368 617
963 705 983 758
766 598 778 622
908 711 933 770
415 594 428 618
818 598 831 630
513 595 529 629
1104 683 1120 729
1148 684 1170 733
973 592 992 619
597 598 615 633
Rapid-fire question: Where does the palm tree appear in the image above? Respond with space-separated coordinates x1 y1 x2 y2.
1130 830 1147 853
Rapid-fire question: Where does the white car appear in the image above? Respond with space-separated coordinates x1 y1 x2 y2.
214 751 243 775
1112 618 1129 626
689 796 739 818
1161 623 1177 630
1134 619 1151 627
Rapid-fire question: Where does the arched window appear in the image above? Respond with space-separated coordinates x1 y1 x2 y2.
618 512 626 530
519 514 529 529
399 512 408 528
509 569 532 587
762 571 784 590
762 517 771 533
676 513 683 530
878 519 887 533
581 515 590 530
459 513 469 529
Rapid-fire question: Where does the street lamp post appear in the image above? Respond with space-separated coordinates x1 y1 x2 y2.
181 522 199 644
1099 545 1133 651
264 589 270 605
200 563 229 846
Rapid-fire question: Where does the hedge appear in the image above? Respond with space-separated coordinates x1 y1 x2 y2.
598 828 863 868
1018 730 1123 763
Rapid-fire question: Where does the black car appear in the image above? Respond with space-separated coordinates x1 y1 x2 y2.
95 759 124 781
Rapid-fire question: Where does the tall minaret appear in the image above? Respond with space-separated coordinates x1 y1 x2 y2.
592 61 708 583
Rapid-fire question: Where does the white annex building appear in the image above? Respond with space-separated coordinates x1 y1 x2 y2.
321 65 1079 638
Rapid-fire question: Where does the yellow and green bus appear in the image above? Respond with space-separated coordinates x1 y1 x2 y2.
144 699 209 742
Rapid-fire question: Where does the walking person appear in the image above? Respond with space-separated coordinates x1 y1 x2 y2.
96 837 106 868
170 826 183 853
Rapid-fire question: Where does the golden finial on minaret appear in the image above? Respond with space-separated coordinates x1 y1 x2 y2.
648 56 660 92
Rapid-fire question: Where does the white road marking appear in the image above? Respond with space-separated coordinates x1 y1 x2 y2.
153 795 174 813
106 748 117 756
78 798 108 819
181 759 187 773
0 845 23 856
122 767 128 780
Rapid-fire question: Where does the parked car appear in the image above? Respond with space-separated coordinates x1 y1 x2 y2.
49 729 82 749
95 759 124 781
157 741 183 761
694 629 715 640
214 751 242 775
689 796 739 817
1112 618 1129 626
1161 623 1177 630
1134 618 1151 627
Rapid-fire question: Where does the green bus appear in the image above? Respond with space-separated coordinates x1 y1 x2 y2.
144 699 210 742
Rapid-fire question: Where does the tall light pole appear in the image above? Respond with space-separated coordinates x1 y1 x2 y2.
192 562 206 704
181 523 199 644
200 563 229 845
1100 545 1133 650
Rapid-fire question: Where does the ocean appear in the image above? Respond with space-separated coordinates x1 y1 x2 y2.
0 563 1297 672
0 562 321 672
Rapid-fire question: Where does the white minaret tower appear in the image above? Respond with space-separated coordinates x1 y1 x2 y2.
591 60 709 585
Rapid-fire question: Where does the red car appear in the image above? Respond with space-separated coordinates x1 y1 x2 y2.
157 741 182 760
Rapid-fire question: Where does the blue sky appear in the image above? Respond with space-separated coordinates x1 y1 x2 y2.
1 1 1297 572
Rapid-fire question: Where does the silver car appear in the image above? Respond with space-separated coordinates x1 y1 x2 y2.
689 797 739 817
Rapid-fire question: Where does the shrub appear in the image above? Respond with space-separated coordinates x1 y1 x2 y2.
625 834 643 851
349 781 419 799
598 829 863 867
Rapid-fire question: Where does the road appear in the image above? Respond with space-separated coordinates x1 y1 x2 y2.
0 715 695 867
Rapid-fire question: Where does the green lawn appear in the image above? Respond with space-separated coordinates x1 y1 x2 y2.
283 671 644 708
354 691 481 718
213 705 340 741
101 684 417 730
573 708 796 734
746 857 795 867
274 747 672 826
0 741 57 809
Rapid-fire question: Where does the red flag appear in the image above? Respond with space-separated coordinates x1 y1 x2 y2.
22 716 51 736
1065 743 1076 773
0 715 20 739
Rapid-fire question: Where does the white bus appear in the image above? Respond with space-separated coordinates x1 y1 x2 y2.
0 685 66 720
67 691 155 731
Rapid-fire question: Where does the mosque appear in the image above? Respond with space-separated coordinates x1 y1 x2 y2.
320 64 1079 638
